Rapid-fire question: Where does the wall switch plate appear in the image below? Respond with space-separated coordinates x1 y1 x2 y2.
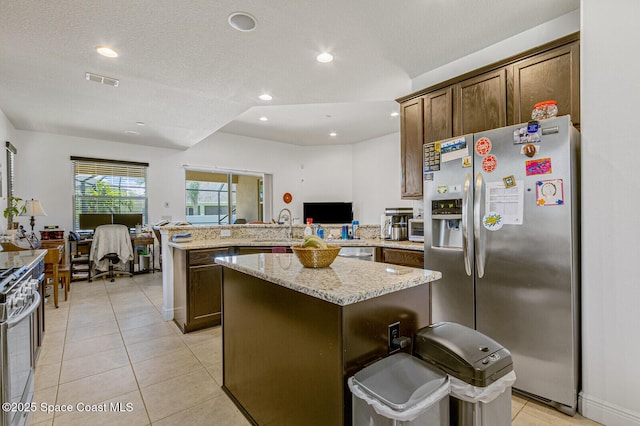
220 229 231 237
388 321 400 351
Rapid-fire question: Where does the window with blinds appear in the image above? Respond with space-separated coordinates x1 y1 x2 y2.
71 157 148 230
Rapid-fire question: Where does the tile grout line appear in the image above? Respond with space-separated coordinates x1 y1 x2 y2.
106 276 155 426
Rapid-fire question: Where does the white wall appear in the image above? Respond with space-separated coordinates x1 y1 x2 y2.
13 130 186 233
0 109 16 225
10 129 363 233
579 1 640 424
352 132 415 224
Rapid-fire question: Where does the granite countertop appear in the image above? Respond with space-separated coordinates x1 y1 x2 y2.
215 253 440 306
169 238 424 252
0 249 47 270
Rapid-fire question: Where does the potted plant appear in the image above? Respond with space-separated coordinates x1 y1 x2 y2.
4 196 25 229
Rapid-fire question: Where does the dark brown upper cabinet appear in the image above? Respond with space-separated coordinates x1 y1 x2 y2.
511 41 580 127
424 87 454 143
454 69 507 135
397 34 579 200
400 97 424 199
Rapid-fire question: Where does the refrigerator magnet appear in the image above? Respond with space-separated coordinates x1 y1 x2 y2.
483 212 504 231
437 185 448 194
475 137 492 155
513 126 541 144
462 156 472 168
440 137 468 162
525 157 552 176
521 143 539 157
536 179 564 206
502 175 516 188
481 155 498 173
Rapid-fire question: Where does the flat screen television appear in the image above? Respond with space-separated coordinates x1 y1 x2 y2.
113 213 144 230
303 202 353 224
78 214 112 231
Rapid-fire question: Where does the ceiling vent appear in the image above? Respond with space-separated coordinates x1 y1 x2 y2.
85 72 120 87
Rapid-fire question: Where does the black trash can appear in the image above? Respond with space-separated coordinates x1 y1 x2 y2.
413 322 516 426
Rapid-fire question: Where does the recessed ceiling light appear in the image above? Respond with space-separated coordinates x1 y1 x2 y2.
135 121 145 126
228 12 257 32
259 116 268 121
390 112 399 117
329 132 337 137
124 130 139 135
96 46 118 58
259 94 272 101
316 52 334 63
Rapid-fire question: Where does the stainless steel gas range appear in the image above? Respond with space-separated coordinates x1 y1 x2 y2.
0 263 44 426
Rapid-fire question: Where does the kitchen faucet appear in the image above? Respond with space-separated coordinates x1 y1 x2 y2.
277 208 292 239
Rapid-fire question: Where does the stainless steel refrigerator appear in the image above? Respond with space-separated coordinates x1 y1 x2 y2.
423 115 580 414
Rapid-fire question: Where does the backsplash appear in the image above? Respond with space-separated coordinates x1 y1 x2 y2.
160 224 380 241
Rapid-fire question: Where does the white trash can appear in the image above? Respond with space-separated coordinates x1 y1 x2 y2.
348 352 450 426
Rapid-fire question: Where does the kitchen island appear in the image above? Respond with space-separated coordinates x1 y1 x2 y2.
215 253 441 425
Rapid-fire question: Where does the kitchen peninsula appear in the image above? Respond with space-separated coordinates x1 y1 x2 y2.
215 253 441 425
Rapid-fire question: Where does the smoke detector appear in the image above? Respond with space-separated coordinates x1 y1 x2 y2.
85 72 119 87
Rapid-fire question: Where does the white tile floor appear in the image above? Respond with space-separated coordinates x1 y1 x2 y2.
28 273 600 425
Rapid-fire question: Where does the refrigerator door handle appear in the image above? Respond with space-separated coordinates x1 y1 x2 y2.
474 172 485 278
462 172 472 276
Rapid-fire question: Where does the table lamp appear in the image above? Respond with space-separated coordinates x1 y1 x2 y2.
20 199 47 237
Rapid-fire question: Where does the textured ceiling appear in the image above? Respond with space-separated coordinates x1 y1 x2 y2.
0 0 579 149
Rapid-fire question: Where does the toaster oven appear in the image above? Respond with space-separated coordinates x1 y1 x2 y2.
408 219 424 242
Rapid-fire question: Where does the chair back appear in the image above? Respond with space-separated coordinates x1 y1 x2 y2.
90 224 133 262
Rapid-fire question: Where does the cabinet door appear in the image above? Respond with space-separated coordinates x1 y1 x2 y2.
512 42 580 127
454 69 507 135
381 248 424 268
424 87 453 143
188 264 222 330
400 97 424 199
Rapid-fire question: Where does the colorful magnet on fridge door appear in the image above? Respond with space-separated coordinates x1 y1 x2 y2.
482 155 498 173
536 179 564 206
522 143 538 157
513 126 541 144
462 156 472 168
525 157 552 176
502 175 516 188
437 185 448 194
483 212 504 231
475 137 492 155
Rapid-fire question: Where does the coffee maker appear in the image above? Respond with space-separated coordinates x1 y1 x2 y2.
381 207 414 240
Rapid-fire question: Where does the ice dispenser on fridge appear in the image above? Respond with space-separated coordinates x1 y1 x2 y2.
431 198 462 249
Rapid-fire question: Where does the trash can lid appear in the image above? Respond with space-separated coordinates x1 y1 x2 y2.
352 353 447 411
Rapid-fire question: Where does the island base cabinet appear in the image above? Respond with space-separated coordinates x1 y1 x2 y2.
222 268 431 426
173 248 226 333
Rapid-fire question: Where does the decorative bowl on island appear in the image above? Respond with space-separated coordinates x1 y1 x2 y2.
291 245 341 268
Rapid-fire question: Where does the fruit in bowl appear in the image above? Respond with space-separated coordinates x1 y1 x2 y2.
291 235 340 268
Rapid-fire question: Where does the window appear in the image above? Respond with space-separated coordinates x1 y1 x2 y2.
185 169 264 225
72 157 148 231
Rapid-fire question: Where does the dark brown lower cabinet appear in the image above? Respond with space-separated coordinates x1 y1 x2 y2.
173 248 228 333
378 247 425 268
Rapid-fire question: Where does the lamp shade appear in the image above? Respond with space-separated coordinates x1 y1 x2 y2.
20 199 47 217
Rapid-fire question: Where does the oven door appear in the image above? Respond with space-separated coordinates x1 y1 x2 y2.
1 291 40 426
